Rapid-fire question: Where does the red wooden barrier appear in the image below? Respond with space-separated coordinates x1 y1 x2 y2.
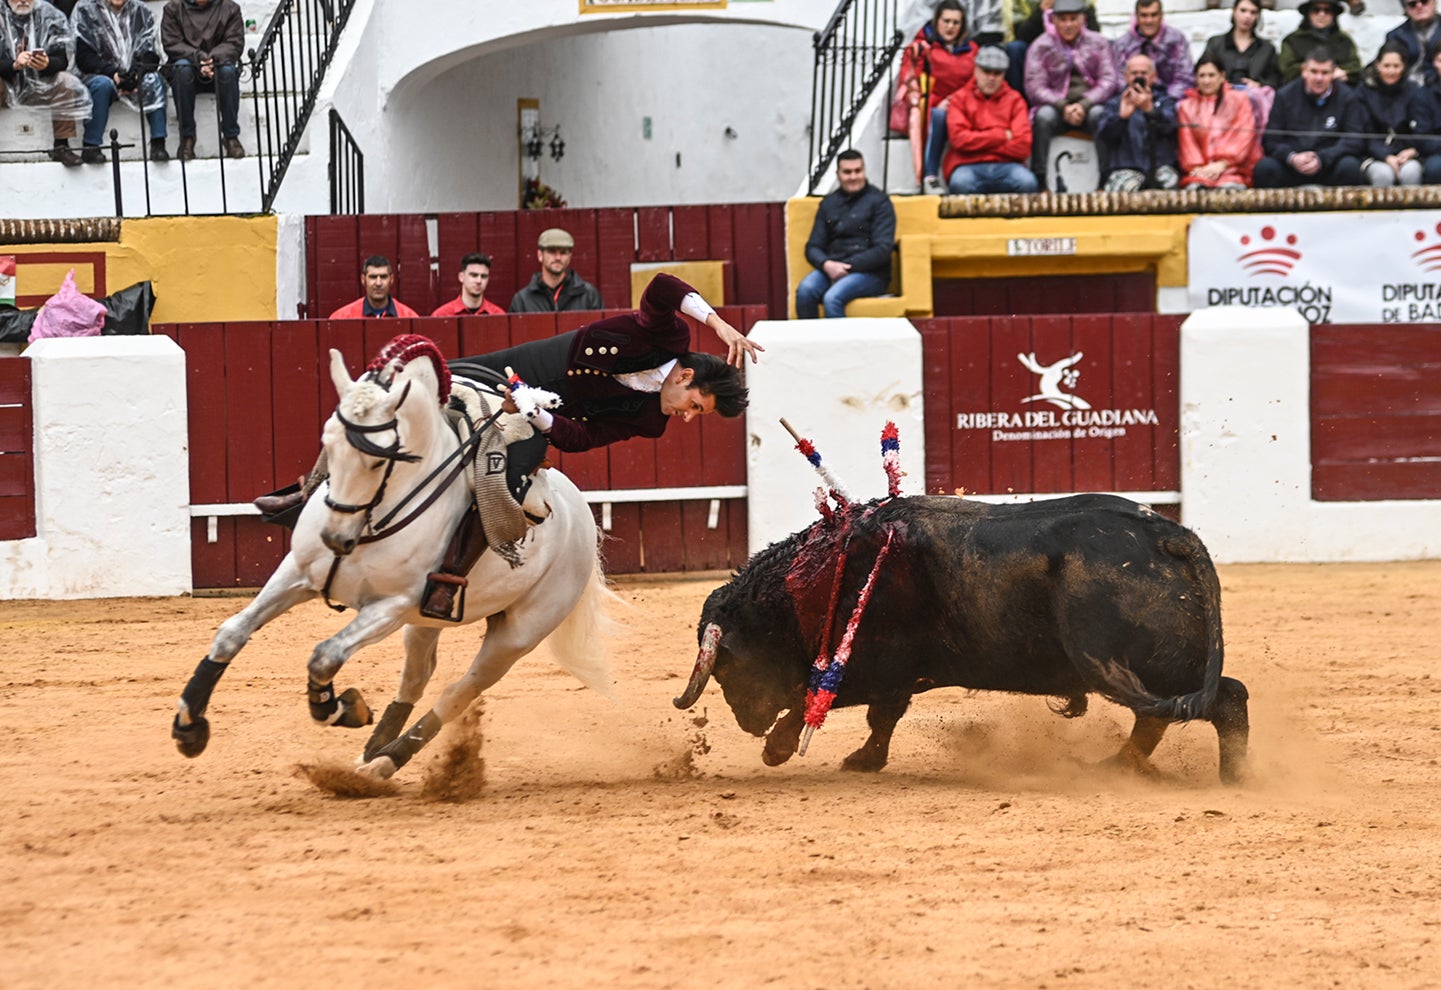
0 357 36 541
1311 325 1441 501
919 315 1182 498
307 205 789 322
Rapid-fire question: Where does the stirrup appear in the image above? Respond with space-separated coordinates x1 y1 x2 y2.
419 572 468 622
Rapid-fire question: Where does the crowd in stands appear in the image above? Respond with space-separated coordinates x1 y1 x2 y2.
890 0 1441 193
1 0 245 167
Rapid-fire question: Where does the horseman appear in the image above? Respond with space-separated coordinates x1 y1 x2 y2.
255 272 762 619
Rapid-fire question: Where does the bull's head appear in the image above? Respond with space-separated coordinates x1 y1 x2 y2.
675 584 808 763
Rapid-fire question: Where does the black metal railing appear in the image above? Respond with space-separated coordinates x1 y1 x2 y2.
328 108 364 214
807 0 904 194
250 0 357 213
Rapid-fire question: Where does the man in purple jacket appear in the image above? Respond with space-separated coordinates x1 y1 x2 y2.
1024 0 1120 189
1111 0 1196 102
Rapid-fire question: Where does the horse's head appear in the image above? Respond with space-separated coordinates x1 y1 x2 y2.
318 337 449 555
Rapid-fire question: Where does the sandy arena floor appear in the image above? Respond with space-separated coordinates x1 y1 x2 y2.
3 561 1439 988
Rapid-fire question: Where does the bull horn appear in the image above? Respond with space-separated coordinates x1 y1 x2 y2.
673 623 722 709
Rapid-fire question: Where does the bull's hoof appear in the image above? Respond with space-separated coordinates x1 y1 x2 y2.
334 688 374 728
172 713 210 758
840 748 887 773
761 741 795 766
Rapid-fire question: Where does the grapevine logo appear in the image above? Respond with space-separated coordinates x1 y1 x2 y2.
955 352 1158 444
1237 225 1301 277
1018 351 1091 410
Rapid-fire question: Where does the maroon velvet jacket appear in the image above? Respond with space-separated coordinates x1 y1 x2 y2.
449 272 699 453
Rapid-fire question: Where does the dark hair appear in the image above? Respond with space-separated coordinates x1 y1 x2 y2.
1194 56 1228 110
1304 46 1336 66
932 0 965 30
1134 0 1161 11
362 254 392 273
1230 0 1262 31
837 148 864 165
678 352 748 418
459 252 493 271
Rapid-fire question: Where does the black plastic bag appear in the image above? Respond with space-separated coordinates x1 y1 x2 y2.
0 280 155 343
0 306 38 344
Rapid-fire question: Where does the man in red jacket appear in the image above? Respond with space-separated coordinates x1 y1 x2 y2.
431 253 506 317
329 256 420 319
939 46 1039 194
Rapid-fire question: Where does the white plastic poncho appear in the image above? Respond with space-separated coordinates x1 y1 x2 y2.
71 0 164 113
0 0 92 122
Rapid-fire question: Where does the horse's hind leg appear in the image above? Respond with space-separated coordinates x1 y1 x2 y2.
1211 676 1250 785
173 559 318 758
1103 713 1169 776
361 612 540 779
363 624 442 761
305 596 412 729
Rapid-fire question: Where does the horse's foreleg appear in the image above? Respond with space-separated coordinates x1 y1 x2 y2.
363 624 442 761
173 562 317 758
305 597 411 729
360 613 540 779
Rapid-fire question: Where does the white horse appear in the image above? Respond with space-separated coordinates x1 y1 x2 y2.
172 334 613 779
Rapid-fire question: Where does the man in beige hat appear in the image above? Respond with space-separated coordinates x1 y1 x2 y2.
508 227 605 313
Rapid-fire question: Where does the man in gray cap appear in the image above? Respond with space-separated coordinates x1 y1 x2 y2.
938 46 1038 194
508 227 605 313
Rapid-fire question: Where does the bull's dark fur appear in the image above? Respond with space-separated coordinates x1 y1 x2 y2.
693 494 1249 783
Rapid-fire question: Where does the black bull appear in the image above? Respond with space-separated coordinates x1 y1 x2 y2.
675 494 1249 783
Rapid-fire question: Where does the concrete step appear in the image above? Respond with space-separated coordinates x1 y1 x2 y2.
0 90 311 163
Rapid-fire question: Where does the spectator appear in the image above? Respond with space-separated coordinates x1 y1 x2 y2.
0 0 91 166
509 228 605 313
1111 0 1196 103
896 0 976 194
72 0 168 164
1348 42 1426 187
161 0 244 162
1254 49 1362 188
1097 54 1180 191
1199 0 1281 91
1005 0 1100 96
1279 0 1361 85
1025 0 1118 190
329 256 420 319
1384 0 1440 85
1178 56 1261 188
432 253 506 317
795 149 896 319
939 46 1038 194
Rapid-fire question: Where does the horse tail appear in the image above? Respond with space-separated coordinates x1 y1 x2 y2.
546 539 623 700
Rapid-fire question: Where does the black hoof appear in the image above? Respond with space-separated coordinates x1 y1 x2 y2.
172 713 210 758
334 688 374 728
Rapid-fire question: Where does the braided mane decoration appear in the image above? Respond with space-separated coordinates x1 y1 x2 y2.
367 335 452 403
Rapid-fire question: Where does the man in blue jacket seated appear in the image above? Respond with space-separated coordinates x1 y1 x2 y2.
795 150 897 319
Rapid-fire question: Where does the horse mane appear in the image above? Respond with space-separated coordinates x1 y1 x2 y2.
367 334 452 404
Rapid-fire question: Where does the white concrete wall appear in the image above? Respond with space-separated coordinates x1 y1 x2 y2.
744 318 926 555
0 336 190 600
1180 306 1441 563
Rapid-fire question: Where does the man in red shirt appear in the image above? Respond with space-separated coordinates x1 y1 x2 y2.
939 46 1039 193
430 253 506 317
329 255 420 319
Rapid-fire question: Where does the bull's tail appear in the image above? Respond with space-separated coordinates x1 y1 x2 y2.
1081 533 1225 723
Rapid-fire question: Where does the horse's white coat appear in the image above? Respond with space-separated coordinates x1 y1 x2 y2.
187 344 614 777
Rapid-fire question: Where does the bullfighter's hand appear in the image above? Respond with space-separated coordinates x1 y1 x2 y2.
708 313 764 367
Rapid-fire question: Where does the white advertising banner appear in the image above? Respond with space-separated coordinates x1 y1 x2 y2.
1188 211 1441 324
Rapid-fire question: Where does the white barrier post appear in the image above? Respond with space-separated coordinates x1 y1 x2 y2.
744 318 925 557
1 335 190 599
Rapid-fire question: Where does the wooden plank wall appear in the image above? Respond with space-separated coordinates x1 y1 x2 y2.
1311 325 1441 501
918 314 1182 498
304 204 789 322
933 272 1156 317
0 357 35 541
155 307 762 588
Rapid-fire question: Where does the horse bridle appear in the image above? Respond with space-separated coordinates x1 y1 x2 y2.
323 381 418 522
